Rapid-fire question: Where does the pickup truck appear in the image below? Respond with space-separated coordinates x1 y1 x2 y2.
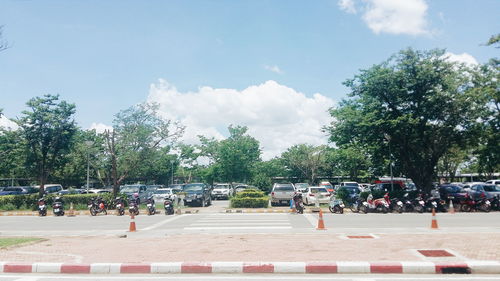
270 183 296 206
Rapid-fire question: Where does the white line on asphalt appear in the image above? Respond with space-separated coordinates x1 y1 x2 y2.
12 277 39 281
304 214 318 227
190 223 290 226
140 215 185 231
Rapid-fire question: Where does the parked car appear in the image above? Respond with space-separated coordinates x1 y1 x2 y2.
303 186 330 205
486 179 500 187
341 185 361 203
211 183 233 200
319 181 334 193
340 181 360 190
270 183 296 206
234 184 249 194
0 186 38 195
152 188 176 203
168 184 185 194
467 183 500 200
35 184 63 194
120 184 151 204
438 184 468 202
183 183 212 207
294 183 309 194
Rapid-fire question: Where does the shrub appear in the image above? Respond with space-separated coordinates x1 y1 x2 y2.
230 189 269 208
0 203 16 211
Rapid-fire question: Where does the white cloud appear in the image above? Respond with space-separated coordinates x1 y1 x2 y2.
338 0 357 14
147 80 335 160
338 0 430 36
0 115 18 131
264 65 284 75
89 122 113 134
444 52 479 66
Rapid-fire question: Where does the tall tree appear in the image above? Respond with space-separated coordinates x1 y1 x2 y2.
326 49 484 193
104 103 184 195
198 125 261 183
281 144 327 184
17 94 77 196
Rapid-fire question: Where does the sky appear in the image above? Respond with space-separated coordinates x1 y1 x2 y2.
0 0 498 160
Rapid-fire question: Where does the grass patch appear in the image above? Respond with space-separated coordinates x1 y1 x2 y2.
0 237 44 249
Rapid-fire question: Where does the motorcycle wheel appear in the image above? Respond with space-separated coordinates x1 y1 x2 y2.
61 211 65 216
403 205 413 213
349 206 359 213
461 204 472 212
90 208 97 216
118 209 124 216
482 204 491 213
397 206 403 213
328 206 335 213
360 205 368 214
382 206 388 214
103 209 107 215
339 207 344 214
415 206 424 213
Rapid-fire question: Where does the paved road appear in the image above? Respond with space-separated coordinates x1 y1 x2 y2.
0 274 499 281
1 205 500 237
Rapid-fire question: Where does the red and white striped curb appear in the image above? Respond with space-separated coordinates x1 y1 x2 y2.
1 261 499 274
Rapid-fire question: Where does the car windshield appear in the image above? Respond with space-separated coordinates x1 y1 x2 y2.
184 184 204 191
295 183 309 189
446 186 464 193
484 185 500 192
274 186 294 191
120 186 139 193
345 186 360 193
215 185 230 189
154 190 172 194
343 183 358 187
310 188 328 193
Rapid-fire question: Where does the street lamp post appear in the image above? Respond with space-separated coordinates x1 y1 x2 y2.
384 134 394 192
170 160 175 186
85 141 93 193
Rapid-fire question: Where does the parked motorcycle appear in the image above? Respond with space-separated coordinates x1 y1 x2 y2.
164 198 174 215
425 197 447 213
364 194 390 213
37 198 47 216
490 195 500 211
115 197 125 216
293 193 304 214
128 198 140 216
474 197 492 212
401 193 414 213
349 198 366 213
52 196 65 216
146 197 156 216
387 194 403 213
329 198 345 214
413 195 426 213
88 197 107 216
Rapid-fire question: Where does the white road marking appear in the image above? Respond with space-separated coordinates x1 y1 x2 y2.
304 214 318 227
140 215 185 230
184 226 293 230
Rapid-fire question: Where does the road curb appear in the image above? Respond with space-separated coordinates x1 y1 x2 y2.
1 261 499 274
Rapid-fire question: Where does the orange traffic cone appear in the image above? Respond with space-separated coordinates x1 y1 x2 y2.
128 214 137 232
431 208 438 229
448 200 455 214
317 209 326 230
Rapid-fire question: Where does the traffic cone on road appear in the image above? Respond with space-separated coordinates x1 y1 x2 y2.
128 214 137 232
431 208 438 229
67 203 75 217
448 200 455 214
317 209 326 230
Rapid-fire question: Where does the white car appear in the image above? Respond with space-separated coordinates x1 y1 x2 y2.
152 188 177 203
211 184 233 200
303 186 330 205
486 179 500 187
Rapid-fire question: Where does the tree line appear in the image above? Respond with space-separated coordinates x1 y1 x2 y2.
1 37 498 196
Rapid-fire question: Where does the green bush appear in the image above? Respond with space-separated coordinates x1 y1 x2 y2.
0 193 129 211
230 189 269 208
230 197 269 208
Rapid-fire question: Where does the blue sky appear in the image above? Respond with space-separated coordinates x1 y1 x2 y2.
0 0 499 159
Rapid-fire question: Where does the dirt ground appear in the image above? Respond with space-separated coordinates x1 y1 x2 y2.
1 233 499 263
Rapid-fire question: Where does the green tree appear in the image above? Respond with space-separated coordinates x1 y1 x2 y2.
326 48 485 193
281 144 327 184
17 94 77 196
0 129 29 180
104 103 184 195
198 125 261 183
250 158 287 192
325 146 372 181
